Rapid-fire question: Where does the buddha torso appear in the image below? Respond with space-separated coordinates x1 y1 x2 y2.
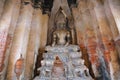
53 29 70 45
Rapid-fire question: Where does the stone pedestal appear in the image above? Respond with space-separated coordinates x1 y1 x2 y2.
34 45 93 80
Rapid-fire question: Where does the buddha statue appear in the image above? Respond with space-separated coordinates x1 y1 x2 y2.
52 10 70 46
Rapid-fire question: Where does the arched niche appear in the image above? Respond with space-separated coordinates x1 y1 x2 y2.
47 6 77 45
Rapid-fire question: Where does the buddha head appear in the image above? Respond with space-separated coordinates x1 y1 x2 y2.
55 10 67 29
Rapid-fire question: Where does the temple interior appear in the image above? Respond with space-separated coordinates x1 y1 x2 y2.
0 0 120 80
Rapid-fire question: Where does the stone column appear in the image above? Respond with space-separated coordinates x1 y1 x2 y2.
1 0 21 80
91 0 120 79
78 1 99 78
6 0 33 80
33 10 49 77
72 7 94 77
89 3 113 80
88 2 103 45
109 0 120 61
72 7 88 65
107 0 120 33
91 0 113 38
24 9 46 80
107 0 120 65
0 0 20 79
72 8 85 46
0 0 6 18
104 0 119 39
39 14 48 49
104 0 120 67
0 0 16 30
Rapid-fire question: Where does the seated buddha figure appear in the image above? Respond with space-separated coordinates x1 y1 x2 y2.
52 11 70 47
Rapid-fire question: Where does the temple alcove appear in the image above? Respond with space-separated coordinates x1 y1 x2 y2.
0 0 120 80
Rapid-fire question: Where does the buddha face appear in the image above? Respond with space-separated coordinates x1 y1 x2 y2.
57 23 66 29
56 20 66 29
55 10 67 29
